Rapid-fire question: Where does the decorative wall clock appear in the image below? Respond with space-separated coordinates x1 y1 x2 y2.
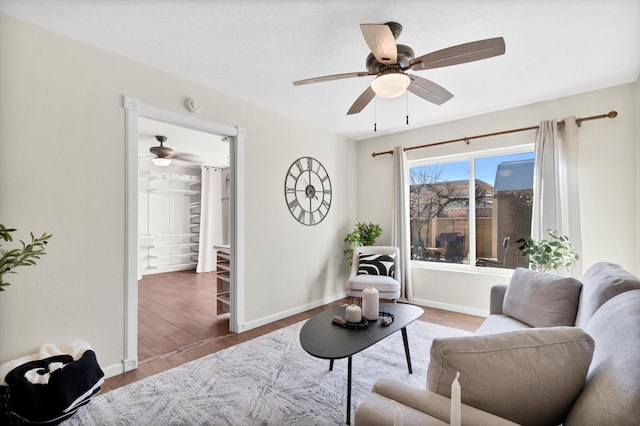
284 156 332 226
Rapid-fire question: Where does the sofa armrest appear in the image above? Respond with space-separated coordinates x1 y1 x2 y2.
490 285 507 314
355 377 519 426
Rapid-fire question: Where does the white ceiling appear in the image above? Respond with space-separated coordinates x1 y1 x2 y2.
1 0 639 141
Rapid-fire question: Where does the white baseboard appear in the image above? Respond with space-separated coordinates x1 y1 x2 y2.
102 362 125 379
239 292 348 331
101 357 139 379
409 297 489 318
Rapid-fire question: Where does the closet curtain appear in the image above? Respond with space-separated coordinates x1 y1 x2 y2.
532 117 583 276
391 146 413 300
196 166 222 273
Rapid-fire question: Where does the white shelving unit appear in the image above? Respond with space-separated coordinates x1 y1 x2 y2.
215 245 231 314
138 166 202 276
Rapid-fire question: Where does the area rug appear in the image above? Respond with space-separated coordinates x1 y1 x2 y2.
66 320 471 425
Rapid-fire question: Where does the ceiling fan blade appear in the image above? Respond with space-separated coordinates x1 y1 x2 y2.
407 75 453 105
172 153 206 164
408 37 505 71
347 86 375 115
293 71 372 86
360 23 397 65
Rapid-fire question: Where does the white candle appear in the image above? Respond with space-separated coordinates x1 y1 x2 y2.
362 287 379 320
345 304 362 323
450 371 461 426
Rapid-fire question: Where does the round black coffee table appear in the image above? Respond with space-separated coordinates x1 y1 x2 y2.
299 303 423 425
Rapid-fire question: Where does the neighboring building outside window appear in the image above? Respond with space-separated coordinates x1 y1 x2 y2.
409 149 534 269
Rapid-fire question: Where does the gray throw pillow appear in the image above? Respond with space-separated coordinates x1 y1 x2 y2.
427 327 594 426
503 267 582 327
565 290 640 425
574 262 640 327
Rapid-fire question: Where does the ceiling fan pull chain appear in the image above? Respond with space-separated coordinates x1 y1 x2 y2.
406 91 409 125
374 97 377 132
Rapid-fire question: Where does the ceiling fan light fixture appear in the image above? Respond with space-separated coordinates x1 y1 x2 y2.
371 73 410 99
152 157 172 167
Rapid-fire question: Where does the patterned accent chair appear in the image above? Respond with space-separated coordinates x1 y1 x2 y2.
347 246 401 301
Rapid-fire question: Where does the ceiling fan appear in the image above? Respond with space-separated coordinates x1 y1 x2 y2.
149 135 205 167
293 22 505 115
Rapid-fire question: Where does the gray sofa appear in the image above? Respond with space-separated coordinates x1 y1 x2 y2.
354 262 640 425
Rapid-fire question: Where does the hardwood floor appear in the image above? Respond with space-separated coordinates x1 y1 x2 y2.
103 270 485 392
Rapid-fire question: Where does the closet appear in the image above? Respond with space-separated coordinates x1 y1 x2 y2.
136 116 232 323
137 161 202 277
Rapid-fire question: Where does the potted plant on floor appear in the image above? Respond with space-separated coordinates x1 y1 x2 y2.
1 224 52 292
344 222 382 265
516 229 578 273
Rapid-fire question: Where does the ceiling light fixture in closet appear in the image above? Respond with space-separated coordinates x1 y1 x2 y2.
150 135 173 167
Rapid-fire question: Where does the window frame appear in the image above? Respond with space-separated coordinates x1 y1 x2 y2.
409 143 534 273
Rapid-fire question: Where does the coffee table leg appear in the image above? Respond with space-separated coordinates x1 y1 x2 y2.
347 356 352 425
329 359 334 371
401 327 413 374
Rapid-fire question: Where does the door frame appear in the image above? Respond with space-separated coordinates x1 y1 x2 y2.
122 96 245 372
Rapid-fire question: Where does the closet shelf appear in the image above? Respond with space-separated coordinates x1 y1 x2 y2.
141 242 199 249
146 262 197 271
139 186 201 196
149 253 198 259
139 170 201 185
142 233 199 238
217 264 231 273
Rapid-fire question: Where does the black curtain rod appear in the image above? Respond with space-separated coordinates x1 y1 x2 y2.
371 110 618 157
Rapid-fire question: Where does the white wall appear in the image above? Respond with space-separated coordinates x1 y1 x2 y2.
636 74 640 270
0 14 356 369
357 83 639 315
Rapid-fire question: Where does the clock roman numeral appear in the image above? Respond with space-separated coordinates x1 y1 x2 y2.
295 159 303 173
297 209 305 223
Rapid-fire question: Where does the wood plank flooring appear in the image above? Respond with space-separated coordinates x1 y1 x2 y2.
103 270 485 392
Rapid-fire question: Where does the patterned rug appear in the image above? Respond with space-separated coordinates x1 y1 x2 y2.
67 319 471 425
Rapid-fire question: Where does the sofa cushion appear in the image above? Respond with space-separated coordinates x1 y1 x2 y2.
427 327 594 426
347 275 400 293
565 290 640 425
362 377 519 426
473 314 531 335
503 267 582 327
574 262 640 328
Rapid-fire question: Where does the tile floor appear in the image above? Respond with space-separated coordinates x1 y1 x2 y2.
103 270 484 392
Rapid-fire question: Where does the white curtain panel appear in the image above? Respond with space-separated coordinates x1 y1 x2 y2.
196 166 223 273
532 117 583 276
391 146 413 300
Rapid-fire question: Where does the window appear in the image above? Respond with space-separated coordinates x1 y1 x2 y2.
409 149 534 269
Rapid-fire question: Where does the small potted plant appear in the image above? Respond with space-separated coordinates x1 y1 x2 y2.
344 222 382 265
516 229 578 273
1 224 52 292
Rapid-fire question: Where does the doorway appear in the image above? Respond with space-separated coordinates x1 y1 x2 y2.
137 116 230 363
123 96 245 373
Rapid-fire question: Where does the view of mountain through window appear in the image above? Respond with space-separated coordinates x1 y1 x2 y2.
409 151 534 268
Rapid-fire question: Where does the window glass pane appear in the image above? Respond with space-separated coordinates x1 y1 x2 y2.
475 152 534 269
409 161 469 264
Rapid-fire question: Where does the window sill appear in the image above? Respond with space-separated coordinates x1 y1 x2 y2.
410 260 515 278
